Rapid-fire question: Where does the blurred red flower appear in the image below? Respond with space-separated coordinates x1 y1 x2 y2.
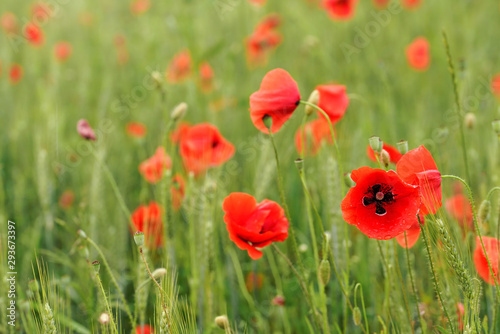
456 303 464 331
131 0 150 15
395 215 424 248
316 84 349 124
341 167 421 239
135 325 154 334
396 145 441 215
139 147 172 183
295 119 333 156
199 61 214 93
9 64 23 84
171 174 185 210
77 119 96 141
1 12 18 34
180 123 235 175
322 0 358 21
126 122 147 138
58 190 75 209
250 68 300 133
54 41 72 62
372 0 390 8
248 0 267 6
491 74 500 98
31 2 52 20
131 202 164 249
245 14 282 67
24 22 44 46
245 272 264 292
367 143 403 164
402 0 422 10
170 121 191 144
166 49 192 83
223 192 289 259
473 236 499 285
445 194 473 229
406 37 430 71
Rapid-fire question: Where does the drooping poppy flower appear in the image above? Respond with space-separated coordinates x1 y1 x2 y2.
295 119 333 156
250 68 301 133
406 37 430 71
396 145 441 216
77 119 96 141
24 22 44 46
222 192 289 259
9 64 23 84
180 123 235 175
456 303 465 331
372 0 390 9
126 122 147 138
131 0 150 15
322 0 358 21
199 61 214 93
166 49 192 83
135 325 154 334
245 272 264 292
367 143 403 164
58 190 75 209
473 236 499 285
170 121 191 144
171 174 185 210
401 0 422 10
139 147 172 183
1 12 18 34
341 167 421 240
395 215 425 248
491 74 500 98
315 84 349 124
54 41 72 62
445 194 473 229
131 202 164 249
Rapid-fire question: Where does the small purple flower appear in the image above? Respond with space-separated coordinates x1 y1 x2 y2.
77 119 96 141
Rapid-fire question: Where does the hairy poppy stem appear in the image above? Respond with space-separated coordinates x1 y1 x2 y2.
94 271 119 333
418 215 456 333
404 232 426 334
392 239 415 334
442 31 471 185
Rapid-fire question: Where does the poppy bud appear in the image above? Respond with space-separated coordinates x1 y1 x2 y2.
397 140 408 155
305 90 319 116
151 71 162 86
262 114 273 130
77 229 88 239
464 113 476 129
99 312 110 325
134 231 145 247
353 307 362 326
171 102 187 122
92 260 100 273
492 120 500 136
380 149 390 167
78 245 90 260
272 295 285 306
369 136 382 153
344 173 355 188
324 231 331 243
298 243 308 253
318 259 331 286
77 119 96 141
214 315 229 329
478 200 491 223
295 158 304 171
152 268 167 279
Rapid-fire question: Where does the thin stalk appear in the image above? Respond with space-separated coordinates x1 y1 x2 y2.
392 239 414 334
404 232 426 334
95 272 118 333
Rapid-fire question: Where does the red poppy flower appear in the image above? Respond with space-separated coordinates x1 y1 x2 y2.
245 26 282 67
24 22 44 46
131 0 150 15
9 64 23 84
316 84 349 124
199 61 214 93
166 49 192 83
248 0 267 6
456 303 465 331
395 215 424 248
223 192 289 259
250 68 300 133
58 190 75 209
126 122 147 138
171 174 185 210
272 295 285 306
31 2 52 20
54 41 72 62
257 14 281 32
367 143 403 164
491 74 500 98
1 12 18 34
322 0 358 21
139 147 172 183
180 123 235 175
170 121 191 144
372 0 390 8
396 145 441 216
341 167 421 240
135 325 153 334
131 202 164 249
77 119 96 141
295 119 333 156
245 272 264 292
473 236 499 285
402 0 422 10
406 37 430 71
445 194 473 229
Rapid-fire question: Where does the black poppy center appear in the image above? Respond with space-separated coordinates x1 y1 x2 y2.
362 183 396 216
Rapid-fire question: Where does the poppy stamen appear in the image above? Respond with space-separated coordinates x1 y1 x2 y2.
362 183 396 216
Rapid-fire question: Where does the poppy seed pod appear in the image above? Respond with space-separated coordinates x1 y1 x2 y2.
397 140 408 155
478 200 491 223
295 158 304 171
464 113 476 129
305 90 319 115
92 261 101 273
134 231 145 247
262 114 273 130
369 136 382 153
171 102 188 122
318 259 331 286
215 315 229 329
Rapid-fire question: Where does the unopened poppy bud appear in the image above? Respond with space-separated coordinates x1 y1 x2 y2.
353 307 362 326
318 259 331 286
98 312 110 324
380 149 390 167
478 200 491 223
134 231 145 247
28 280 39 293
263 115 273 130
298 243 308 253
171 102 187 122
77 229 88 239
77 119 96 141
369 136 382 153
305 90 319 116
324 231 331 243
151 71 162 86
214 315 229 329
152 268 167 279
492 120 500 136
295 158 304 171
92 261 100 273
344 173 355 188
464 113 476 129
78 245 90 260
272 295 285 306
397 140 408 155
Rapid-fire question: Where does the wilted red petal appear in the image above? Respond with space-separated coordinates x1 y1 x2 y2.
395 215 424 248
445 194 473 229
